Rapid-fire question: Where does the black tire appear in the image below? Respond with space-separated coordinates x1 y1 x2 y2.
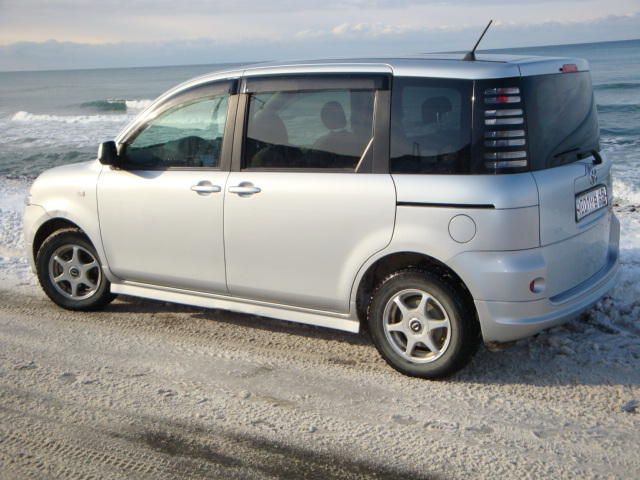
367 269 479 379
36 228 116 311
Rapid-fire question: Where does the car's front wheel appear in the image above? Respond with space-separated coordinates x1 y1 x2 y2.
367 269 478 379
36 228 116 310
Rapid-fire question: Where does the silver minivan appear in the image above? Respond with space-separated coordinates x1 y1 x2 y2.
23 54 620 378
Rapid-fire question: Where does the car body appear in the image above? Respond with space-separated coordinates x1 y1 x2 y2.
24 53 619 377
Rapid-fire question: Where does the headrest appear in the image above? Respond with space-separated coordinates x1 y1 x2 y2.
421 96 453 124
321 101 347 131
251 110 288 145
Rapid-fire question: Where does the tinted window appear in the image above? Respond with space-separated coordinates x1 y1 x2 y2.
521 72 599 169
390 77 472 174
244 89 374 170
124 94 229 169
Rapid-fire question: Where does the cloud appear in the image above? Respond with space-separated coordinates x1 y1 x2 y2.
2 0 638 44
1 0 595 15
0 6 638 70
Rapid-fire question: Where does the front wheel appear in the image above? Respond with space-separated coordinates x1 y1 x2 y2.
36 228 116 311
367 269 478 379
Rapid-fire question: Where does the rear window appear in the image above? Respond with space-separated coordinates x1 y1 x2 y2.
521 72 599 170
390 77 472 174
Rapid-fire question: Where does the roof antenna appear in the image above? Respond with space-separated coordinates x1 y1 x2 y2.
463 20 493 61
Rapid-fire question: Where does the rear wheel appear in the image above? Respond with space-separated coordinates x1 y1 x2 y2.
367 269 478 379
36 229 116 311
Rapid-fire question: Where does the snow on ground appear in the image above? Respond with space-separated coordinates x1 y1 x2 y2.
0 178 34 288
0 177 639 478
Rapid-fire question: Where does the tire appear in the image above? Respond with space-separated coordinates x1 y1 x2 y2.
36 228 116 311
367 269 479 379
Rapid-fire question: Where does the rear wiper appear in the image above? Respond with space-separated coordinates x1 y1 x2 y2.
578 149 603 164
553 147 580 159
554 147 602 164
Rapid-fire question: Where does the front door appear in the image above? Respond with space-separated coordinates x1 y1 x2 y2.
97 82 235 293
224 75 396 312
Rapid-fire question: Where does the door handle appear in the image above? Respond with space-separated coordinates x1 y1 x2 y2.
191 182 221 195
228 183 261 196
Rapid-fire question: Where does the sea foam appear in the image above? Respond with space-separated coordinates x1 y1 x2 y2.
125 99 154 110
11 111 131 124
10 98 153 124
79 99 153 112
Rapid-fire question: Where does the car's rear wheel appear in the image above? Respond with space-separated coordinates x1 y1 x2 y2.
367 269 478 379
36 228 116 310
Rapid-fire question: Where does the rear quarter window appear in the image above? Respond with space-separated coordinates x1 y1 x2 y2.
390 77 473 174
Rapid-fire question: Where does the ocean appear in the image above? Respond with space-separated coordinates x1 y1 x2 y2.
0 39 638 200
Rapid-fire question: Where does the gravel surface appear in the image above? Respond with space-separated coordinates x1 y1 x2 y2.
0 282 638 479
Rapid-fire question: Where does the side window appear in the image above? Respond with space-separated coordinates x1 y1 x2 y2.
243 89 374 170
390 77 472 174
123 94 229 169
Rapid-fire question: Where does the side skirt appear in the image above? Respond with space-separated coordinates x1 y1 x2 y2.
110 282 360 334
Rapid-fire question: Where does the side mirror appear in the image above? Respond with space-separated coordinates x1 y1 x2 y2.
98 141 119 166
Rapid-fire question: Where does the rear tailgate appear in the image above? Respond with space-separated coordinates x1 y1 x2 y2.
532 154 613 296
533 154 612 245
521 66 613 296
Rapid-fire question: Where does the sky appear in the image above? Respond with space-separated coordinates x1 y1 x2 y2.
0 0 639 71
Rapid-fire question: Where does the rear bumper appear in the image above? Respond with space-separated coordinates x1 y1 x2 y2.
475 250 618 342
450 214 620 343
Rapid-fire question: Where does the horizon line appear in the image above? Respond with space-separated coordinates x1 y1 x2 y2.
1 37 638 74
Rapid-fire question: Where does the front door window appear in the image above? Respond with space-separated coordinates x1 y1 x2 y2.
123 94 229 169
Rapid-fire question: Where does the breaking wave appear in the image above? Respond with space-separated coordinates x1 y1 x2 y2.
593 82 640 91
597 103 640 114
11 111 131 123
125 99 154 110
79 99 153 112
10 98 153 124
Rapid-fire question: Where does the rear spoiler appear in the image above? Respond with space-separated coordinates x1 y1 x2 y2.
517 57 590 77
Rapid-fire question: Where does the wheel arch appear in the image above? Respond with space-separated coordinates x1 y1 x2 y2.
353 251 477 327
33 217 93 261
33 217 118 311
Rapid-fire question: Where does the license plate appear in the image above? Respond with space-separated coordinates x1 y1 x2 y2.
576 185 608 221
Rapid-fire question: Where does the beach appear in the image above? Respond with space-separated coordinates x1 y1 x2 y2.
1 39 639 478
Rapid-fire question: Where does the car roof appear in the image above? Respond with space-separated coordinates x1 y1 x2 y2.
187 53 588 83
123 53 587 139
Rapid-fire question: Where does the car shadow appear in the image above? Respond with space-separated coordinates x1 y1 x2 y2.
105 295 371 347
106 295 639 387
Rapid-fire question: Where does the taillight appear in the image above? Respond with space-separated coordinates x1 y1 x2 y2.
485 94 521 104
484 87 520 95
560 63 578 73
482 86 527 170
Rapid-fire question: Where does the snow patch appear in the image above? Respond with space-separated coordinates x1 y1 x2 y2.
614 178 640 206
0 177 35 287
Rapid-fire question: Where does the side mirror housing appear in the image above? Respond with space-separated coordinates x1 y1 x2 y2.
98 141 119 166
